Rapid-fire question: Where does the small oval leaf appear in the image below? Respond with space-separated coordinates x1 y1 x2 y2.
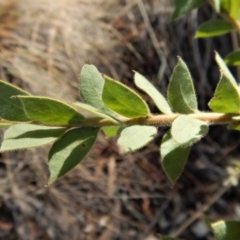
18 96 85 125
134 71 172 114
117 125 157 153
102 76 149 118
0 80 30 121
0 122 14 128
102 126 121 138
215 52 236 84
1 123 66 151
195 19 233 38
212 0 220 12
228 120 240 131
171 115 208 146
48 127 99 184
160 236 183 240
161 131 190 185
224 49 240 66
171 0 204 20
74 102 118 123
209 73 240 113
221 0 240 20
211 220 240 240
80 64 114 115
168 58 197 114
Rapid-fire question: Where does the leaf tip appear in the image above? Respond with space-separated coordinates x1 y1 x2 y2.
176 56 182 61
44 182 52 187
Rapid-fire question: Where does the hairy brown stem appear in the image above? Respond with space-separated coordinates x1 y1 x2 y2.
0 112 236 128
77 112 234 128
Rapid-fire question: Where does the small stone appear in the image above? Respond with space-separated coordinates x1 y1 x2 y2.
191 220 209 238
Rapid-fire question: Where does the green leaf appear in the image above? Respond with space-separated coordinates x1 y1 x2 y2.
208 73 240 113
0 123 66 151
171 0 204 20
229 159 240 171
102 75 149 118
211 220 240 240
212 0 221 12
204 217 216 230
228 121 240 131
160 236 183 240
80 64 114 115
221 0 240 20
171 115 208 146
195 19 233 38
18 96 85 125
224 49 240 66
0 80 30 121
74 102 119 124
0 122 14 128
167 58 197 114
215 52 236 84
161 130 190 184
48 127 99 184
102 126 121 138
117 125 157 153
134 71 172 114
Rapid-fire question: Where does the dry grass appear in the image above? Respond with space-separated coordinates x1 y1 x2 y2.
0 1 239 240
0 0 129 100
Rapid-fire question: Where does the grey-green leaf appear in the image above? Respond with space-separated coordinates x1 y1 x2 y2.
74 102 119 124
211 0 220 12
171 115 208 146
102 76 149 118
215 52 236 84
1 123 66 151
221 0 240 20
0 122 14 128
80 64 114 115
18 96 85 125
161 130 190 184
0 80 30 121
102 126 121 138
208 73 240 113
224 49 240 66
48 127 99 184
195 19 233 38
211 220 240 240
168 58 197 113
160 236 183 240
118 125 157 153
228 117 240 131
171 0 204 20
134 71 172 114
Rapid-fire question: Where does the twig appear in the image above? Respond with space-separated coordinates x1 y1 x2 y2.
136 0 167 80
170 180 231 237
0 112 236 128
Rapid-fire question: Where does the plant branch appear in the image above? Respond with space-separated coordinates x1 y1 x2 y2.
207 0 240 32
77 112 234 128
221 10 240 32
0 112 236 128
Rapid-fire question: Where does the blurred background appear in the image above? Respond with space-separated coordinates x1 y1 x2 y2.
0 0 240 239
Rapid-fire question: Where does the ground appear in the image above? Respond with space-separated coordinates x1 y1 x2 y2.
0 1 239 239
